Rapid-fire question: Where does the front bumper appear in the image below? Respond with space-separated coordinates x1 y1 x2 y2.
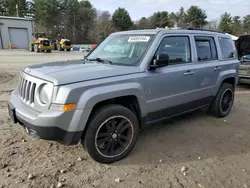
8 90 83 145
39 45 53 51
62 44 72 49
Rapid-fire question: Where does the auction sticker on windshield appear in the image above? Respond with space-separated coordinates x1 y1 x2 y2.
128 36 150 42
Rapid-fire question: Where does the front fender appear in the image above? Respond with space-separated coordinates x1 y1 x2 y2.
77 82 147 116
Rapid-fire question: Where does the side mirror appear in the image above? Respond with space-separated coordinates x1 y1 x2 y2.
150 54 169 70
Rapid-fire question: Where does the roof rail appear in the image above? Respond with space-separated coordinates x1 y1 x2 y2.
186 27 225 34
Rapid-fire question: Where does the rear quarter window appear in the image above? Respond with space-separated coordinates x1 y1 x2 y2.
218 37 236 59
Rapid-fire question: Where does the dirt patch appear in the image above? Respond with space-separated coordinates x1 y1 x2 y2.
0 73 14 84
0 101 8 109
0 90 13 95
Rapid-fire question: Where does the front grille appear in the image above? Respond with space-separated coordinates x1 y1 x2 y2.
64 41 71 46
18 77 36 104
41 40 50 46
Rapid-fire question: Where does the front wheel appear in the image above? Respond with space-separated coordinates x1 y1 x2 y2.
210 83 235 118
82 105 139 164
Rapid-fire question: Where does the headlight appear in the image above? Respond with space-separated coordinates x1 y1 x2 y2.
38 84 53 105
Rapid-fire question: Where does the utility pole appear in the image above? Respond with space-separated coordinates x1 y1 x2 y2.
16 4 19 17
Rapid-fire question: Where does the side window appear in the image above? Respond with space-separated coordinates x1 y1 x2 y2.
195 36 218 61
218 37 236 59
155 36 191 64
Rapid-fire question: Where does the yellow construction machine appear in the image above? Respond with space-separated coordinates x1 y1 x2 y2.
56 38 72 51
29 32 54 53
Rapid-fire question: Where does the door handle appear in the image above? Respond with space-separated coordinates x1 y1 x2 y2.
184 71 194 76
214 66 222 71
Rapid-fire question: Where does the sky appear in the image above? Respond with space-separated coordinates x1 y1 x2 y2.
90 0 250 21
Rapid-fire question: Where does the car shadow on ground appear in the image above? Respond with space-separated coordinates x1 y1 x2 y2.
116 103 250 166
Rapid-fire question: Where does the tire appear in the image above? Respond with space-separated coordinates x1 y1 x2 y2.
67 49 70 52
82 104 139 164
34 44 40 53
29 44 34 52
210 83 235 118
47 50 51 53
59 45 64 51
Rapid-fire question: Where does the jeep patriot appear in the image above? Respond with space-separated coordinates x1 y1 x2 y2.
8 28 240 163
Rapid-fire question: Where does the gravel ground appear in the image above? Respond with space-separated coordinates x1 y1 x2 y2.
1 50 250 188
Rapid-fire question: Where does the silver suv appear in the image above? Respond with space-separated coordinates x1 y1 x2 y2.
8 28 239 163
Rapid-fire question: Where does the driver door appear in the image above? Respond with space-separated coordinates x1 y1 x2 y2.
145 35 197 123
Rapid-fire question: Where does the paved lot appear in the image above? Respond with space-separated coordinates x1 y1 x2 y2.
1 50 250 188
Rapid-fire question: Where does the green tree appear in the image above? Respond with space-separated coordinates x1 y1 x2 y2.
0 0 29 16
218 12 232 33
243 15 250 34
77 0 96 42
149 11 169 28
89 10 115 43
204 19 218 30
185 6 208 28
137 17 150 29
112 7 133 31
56 0 79 41
168 12 177 27
175 7 187 28
232 16 242 35
33 0 59 37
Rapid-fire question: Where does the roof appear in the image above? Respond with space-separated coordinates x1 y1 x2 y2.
225 33 239 41
0 16 34 21
112 28 229 38
112 29 160 35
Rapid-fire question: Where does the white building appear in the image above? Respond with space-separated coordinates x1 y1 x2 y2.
0 16 34 49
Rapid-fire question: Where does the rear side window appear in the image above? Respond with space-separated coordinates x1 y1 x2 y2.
218 37 236 59
195 36 218 61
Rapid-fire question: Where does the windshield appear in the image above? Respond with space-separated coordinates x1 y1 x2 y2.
87 34 155 66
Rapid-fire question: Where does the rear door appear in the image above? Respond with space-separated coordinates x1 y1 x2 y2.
193 35 238 100
192 35 220 99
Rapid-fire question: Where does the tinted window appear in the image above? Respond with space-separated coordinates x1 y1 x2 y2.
195 37 218 61
156 36 191 64
219 37 236 59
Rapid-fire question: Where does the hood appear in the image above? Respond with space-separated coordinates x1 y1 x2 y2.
22 59 142 85
235 35 250 59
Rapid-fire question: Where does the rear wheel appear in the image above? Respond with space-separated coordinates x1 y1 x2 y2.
82 105 139 164
47 50 51 53
210 83 234 118
67 49 70 52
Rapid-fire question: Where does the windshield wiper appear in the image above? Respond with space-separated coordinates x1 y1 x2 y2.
87 58 112 64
